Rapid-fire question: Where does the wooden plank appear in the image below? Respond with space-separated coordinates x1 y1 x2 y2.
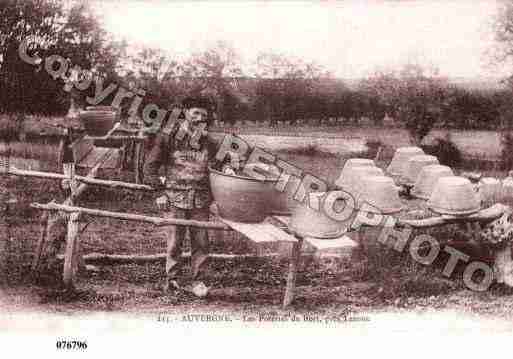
71 137 94 164
77 147 120 169
272 215 359 250
304 236 358 250
220 218 298 243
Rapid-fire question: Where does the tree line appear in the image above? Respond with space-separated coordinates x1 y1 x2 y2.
2 0 513 144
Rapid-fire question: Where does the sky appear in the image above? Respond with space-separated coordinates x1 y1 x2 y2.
92 0 505 79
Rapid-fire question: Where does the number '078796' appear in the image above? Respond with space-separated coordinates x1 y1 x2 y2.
56 340 88 350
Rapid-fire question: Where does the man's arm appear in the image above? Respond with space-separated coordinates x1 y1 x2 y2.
143 132 169 188
206 133 226 170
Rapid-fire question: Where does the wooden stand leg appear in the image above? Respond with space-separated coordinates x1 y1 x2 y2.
0 189 10 286
134 129 144 184
31 211 49 273
134 142 141 184
283 238 303 308
63 212 81 291
494 244 513 286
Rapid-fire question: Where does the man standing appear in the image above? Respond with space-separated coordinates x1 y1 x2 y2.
144 96 220 297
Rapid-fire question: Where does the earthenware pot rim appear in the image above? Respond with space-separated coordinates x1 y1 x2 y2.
209 167 278 183
428 205 481 216
410 189 430 200
289 225 348 239
358 200 403 214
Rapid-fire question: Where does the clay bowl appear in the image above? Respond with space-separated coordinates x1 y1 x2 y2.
479 177 501 204
501 177 513 202
427 176 481 216
357 176 403 214
79 109 117 137
289 191 357 239
387 147 425 176
270 180 307 215
400 155 439 186
209 167 278 223
335 158 375 186
411 165 454 200
335 166 384 199
239 163 303 215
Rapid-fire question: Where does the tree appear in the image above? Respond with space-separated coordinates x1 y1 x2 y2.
253 52 331 126
178 40 244 123
361 64 449 144
0 0 125 114
0 0 123 114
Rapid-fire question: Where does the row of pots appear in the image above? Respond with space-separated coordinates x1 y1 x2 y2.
210 145 500 239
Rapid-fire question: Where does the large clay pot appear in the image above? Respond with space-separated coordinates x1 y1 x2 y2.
427 176 481 216
270 179 305 215
411 165 454 200
501 176 513 202
387 146 425 176
479 177 501 205
357 176 403 214
335 166 384 199
289 191 358 239
334 158 376 189
209 167 278 223
400 155 439 185
79 109 117 136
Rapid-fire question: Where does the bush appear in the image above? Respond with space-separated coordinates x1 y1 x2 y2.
422 136 462 168
501 131 513 170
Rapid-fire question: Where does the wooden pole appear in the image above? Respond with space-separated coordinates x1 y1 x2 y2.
282 236 303 308
134 128 143 184
84 135 147 142
397 204 509 228
56 252 272 265
0 140 11 286
32 149 115 274
61 135 84 290
7 167 154 191
0 185 10 286
494 244 513 286
62 212 81 290
31 211 49 273
31 202 231 230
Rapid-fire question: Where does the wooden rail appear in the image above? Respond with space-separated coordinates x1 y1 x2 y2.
398 204 509 228
6 167 154 191
31 202 231 230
